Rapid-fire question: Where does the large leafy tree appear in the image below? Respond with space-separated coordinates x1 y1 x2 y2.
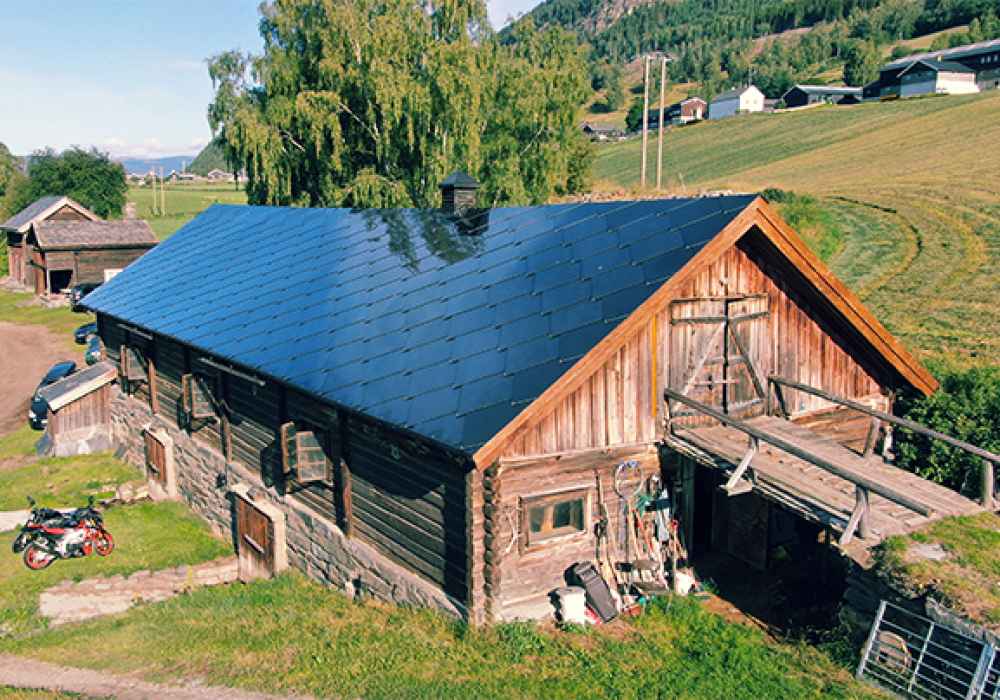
207 0 591 209
0 143 27 223
17 147 128 219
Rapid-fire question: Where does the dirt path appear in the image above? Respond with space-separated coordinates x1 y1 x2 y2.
0 655 322 699
0 321 76 438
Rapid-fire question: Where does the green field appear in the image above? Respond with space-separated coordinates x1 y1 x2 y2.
593 90 1000 369
128 181 246 239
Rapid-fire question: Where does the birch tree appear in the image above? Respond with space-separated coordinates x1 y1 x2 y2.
207 0 591 208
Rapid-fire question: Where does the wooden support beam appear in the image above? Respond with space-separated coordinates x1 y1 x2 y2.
664 388 935 517
724 435 757 494
840 487 870 546
862 416 881 458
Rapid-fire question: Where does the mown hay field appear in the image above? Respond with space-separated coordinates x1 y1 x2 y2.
593 91 1000 368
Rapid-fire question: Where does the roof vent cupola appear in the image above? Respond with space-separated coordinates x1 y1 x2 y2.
439 171 481 214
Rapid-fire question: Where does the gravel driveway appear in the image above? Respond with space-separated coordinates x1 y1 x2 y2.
0 321 77 438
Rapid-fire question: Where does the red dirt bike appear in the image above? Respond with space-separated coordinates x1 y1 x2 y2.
12 496 114 569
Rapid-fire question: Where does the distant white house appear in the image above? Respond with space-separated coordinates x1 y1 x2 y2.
207 169 235 181
709 85 765 119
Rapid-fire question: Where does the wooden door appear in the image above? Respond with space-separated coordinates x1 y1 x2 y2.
668 295 771 424
144 431 167 488
236 497 275 574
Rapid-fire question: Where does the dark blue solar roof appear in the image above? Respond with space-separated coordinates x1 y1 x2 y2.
84 196 756 453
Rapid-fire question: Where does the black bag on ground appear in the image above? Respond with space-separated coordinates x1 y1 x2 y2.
568 561 618 623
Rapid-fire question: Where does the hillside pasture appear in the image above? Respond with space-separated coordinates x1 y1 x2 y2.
592 91 1000 368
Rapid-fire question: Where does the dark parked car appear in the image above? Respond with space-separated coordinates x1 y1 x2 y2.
85 336 103 365
70 283 101 312
74 321 99 344
28 361 77 430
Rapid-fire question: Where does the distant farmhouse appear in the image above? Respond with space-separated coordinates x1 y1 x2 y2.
645 97 707 129
709 85 765 119
2 196 157 296
206 169 235 181
781 85 863 108
866 37 1000 99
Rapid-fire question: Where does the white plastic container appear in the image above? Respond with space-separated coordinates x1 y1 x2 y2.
554 586 588 624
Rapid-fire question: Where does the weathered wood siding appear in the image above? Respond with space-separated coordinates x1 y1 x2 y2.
48 205 91 222
500 237 884 458
228 374 281 483
50 386 108 441
153 336 187 427
75 248 153 285
494 445 658 618
44 250 74 270
346 418 470 604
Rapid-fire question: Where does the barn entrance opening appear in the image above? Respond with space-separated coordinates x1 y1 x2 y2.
49 269 73 295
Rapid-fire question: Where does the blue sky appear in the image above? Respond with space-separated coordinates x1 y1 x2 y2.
1 0 540 161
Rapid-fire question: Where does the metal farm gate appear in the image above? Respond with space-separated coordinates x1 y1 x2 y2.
858 601 1000 699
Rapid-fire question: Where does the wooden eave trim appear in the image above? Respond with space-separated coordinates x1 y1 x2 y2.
473 196 936 470
472 199 763 470
749 198 937 396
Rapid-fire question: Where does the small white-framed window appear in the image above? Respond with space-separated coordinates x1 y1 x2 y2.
521 488 589 550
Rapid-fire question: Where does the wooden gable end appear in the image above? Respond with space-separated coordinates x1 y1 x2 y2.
476 197 935 467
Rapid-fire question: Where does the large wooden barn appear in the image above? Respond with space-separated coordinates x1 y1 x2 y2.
2 196 157 296
83 180 976 623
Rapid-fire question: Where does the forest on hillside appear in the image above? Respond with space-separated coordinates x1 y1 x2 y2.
526 0 1000 102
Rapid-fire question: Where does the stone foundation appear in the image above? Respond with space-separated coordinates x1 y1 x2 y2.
110 389 465 619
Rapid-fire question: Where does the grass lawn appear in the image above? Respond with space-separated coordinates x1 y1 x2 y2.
1 573 883 700
128 181 247 240
0 428 136 512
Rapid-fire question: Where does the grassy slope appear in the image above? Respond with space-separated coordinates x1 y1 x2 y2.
3 576 882 700
592 90 1000 368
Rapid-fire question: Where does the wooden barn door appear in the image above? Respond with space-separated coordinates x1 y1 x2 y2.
668 294 771 423
236 497 275 574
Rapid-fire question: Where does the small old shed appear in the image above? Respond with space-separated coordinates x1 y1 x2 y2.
82 184 970 623
36 361 117 458
2 196 101 289
24 220 158 296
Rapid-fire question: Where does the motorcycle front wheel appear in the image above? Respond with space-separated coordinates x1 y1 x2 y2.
23 544 55 570
94 532 114 556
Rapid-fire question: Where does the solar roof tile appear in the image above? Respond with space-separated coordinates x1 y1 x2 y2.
85 197 757 454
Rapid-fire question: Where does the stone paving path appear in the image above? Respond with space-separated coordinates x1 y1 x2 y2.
40 555 240 626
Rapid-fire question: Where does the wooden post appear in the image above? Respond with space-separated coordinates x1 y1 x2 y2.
656 58 666 191
983 459 994 510
641 57 649 190
863 417 881 458
856 486 870 540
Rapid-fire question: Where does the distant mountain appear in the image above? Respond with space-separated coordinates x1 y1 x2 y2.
115 155 199 176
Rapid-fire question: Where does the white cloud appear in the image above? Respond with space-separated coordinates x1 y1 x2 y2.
95 138 208 160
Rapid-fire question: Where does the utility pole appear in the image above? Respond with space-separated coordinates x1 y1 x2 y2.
641 56 650 190
151 170 158 216
657 57 666 191
160 167 166 216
